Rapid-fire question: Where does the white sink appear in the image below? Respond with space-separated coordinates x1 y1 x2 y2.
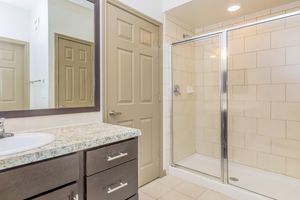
0 133 55 156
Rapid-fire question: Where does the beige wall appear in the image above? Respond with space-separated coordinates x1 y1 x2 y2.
167 0 300 179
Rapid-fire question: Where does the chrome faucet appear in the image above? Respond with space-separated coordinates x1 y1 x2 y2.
0 118 14 139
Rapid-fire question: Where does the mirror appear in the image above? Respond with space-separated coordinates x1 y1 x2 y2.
0 0 96 112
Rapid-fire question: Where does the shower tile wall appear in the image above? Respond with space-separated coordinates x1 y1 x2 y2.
194 37 221 159
193 1 300 179
164 16 196 162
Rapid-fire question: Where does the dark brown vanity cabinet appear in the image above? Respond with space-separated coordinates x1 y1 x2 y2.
86 138 138 200
0 154 80 200
31 183 79 200
0 138 138 200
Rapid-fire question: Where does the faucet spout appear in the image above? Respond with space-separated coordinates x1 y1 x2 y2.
0 118 14 139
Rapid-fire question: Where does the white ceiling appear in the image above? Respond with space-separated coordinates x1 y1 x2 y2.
166 0 298 28
0 0 39 10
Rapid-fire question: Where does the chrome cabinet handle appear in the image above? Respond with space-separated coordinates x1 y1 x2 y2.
107 152 128 162
72 194 79 200
109 110 122 117
107 182 128 194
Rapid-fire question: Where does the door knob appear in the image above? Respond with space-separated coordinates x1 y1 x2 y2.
109 110 122 117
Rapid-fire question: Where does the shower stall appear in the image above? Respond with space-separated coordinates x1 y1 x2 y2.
171 11 300 200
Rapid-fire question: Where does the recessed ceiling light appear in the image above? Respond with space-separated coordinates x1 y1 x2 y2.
228 4 241 12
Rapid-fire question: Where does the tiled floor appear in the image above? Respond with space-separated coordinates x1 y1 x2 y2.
139 175 236 200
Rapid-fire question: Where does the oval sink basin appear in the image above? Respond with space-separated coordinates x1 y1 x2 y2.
0 133 55 156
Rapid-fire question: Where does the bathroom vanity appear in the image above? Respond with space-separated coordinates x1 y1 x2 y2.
0 123 141 200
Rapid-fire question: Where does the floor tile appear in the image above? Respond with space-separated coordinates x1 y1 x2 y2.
139 191 155 200
197 190 235 200
174 181 207 199
155 175 183 188
140 181 171 199
158 190 194 200
139 175 235 200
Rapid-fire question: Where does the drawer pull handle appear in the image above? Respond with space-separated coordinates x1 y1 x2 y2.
107 152 128 162
107 182 128 194
72 194 79 200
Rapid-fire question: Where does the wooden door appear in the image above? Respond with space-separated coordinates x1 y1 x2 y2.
0 38 29 111
56 34 94 108
106 3 160 186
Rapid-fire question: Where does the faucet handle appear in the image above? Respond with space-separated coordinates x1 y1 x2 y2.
0 118 5 129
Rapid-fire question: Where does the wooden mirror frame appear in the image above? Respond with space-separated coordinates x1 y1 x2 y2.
1 0 100 118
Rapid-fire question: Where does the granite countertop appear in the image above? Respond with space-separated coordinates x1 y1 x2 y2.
0 122 141 171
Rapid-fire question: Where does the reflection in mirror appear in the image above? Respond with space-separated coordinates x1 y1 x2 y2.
0 0 95 112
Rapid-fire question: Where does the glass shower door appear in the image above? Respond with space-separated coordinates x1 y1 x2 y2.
171 34 223 179
227 14 300 200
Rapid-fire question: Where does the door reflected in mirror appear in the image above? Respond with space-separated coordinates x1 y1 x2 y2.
0 0 95 112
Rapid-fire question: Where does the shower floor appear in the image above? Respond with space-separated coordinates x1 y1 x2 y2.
177 153 300 200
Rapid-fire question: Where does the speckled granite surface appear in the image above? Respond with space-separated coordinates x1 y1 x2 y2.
0 122 141 171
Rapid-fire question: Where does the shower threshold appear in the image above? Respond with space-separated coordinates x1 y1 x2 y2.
176 153 300 200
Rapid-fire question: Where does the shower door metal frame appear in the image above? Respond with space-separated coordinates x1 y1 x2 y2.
170 10 300 184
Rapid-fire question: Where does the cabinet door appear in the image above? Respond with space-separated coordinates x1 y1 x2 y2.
31 183 78 200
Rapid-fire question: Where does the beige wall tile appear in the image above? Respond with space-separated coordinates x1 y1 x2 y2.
245 134 271 153
257 153 285 174
287 121 300 141
196 142 220 158
286 158 300 178
244 102 271 118
195 46 204 61
203 72 219 86
195 73 204 86
272 138 300 159
257 48 285 67
257 85 285 101
228 70 244 85
204 86 219 101
287 84 300 102
229 132 245 148
228 101 244 116
202 128 221 144
271 27 300 48
245 33 271 52
245 68 271 84
231 147 257 167
286 14 300 28
231 116 257 134
272 102 300 121
257 119 286 138
231 85 257 101
286 46 300 65
233 52 257 69
272 66 300 83
228 38 244 55
257 18 285 33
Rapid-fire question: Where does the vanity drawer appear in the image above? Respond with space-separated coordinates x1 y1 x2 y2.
128 194 138 200
0 154 79 200
30 183 79 200
86 138 137 176
86 159 138 200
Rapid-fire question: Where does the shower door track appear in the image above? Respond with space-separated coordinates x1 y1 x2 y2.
170 9 300 185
